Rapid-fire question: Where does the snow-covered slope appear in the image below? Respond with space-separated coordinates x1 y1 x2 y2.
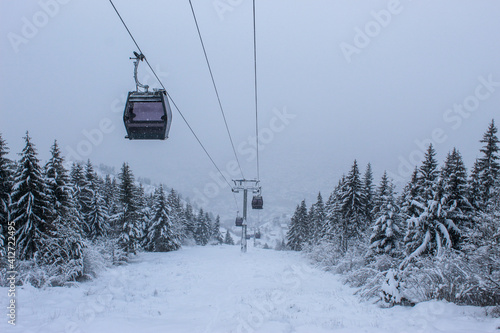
1 246 498 333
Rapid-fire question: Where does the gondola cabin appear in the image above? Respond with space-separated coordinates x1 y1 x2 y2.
235 217 244 226
255 230 261 239
123 89 172 140
251 195 263 209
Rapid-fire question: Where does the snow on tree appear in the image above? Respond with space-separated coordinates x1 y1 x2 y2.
476 120 500 210
0 133 12 257
195 208 211 246
69 162 88 231
43 141 85 271
70 162 86 195
439 148 471 247
322 178 345 243
309 192 326 245
77 160 100 236
399 167 419 222
403 144 460 262
10 133 54 260
135 183 150 245
468 159 483 211
183 202 196 241
145 185 181 252
102 174 119 235
211 215 223 244
380 269 402 307
117 163 142 255
84 160 99 191
338 160 367 251
44 141 73 217
167 188 188 242
224 230 235 245
10 134 84 279
369 171 401 256
87 189 108 240
286 200 309 251
373 168 391 218
363 163 375 224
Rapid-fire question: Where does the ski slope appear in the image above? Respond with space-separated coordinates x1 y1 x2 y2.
1 246 499 333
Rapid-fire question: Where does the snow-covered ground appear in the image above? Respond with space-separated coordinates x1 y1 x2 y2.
1 246 499 333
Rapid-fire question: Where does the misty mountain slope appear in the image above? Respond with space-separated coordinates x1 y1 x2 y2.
1 246 498 333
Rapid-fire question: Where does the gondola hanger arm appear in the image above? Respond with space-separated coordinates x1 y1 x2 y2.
130 52 149 93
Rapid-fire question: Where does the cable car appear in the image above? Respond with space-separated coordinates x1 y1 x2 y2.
251 195 263 209
235 216 244 226
255 230 261 239
123 90 172 140
123 52 172 140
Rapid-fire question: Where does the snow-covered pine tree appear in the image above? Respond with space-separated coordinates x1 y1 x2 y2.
439 148 471 246
183 202 196 241
87 189 108 240
369 171 401 256
135 183 150 246
195 208 211 246
363 163 375 224
70 162 88 232
10 133 54 260
373 169 390 218
399 167 419 221
224 230 235 245
286 200 309 251
403 144 460 261
205 212 214 245
322 178 345 243
70 162 85 190
117 163 142 255
404 145 437 258
102 174 120 235
84 160 99 191
77 160 100 236
167 188 187 242
380 269 402 307
310 192 326 245
145 185 181 252
0 133 12 257
211 215 223 244
43 141 85 274
476 120 500 211
45 141 73 217
468 159 483 211
418 144 439 202
339 160 366 251
307 203 316 244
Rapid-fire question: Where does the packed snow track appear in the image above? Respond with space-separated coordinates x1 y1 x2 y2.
1 246 498 333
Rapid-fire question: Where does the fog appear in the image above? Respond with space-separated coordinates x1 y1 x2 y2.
1 0 499 222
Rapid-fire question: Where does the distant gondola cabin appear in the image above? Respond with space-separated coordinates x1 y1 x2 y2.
235 217 244 226
252 195 263 209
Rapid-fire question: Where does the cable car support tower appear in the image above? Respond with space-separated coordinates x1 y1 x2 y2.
232 179 261 253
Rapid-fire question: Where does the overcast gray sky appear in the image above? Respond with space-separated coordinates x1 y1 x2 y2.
1 0 500 223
